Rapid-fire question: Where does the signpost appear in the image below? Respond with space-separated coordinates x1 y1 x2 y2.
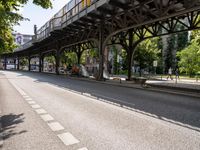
153 60 157 75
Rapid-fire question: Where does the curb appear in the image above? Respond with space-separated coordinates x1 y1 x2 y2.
3 70 200 98
147 84 200 93
67 76 200 98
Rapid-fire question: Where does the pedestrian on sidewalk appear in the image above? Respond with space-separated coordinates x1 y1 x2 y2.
175 68 180 80
167 67 173 80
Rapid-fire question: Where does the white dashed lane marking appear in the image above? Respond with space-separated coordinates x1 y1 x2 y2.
40 114 54 122
77 147 88 150
35 109 47 114
31 104 41 109
47 122 64 131
23 95 29 98
8 80 86 148
25 98 32 101
28 101 36 104
57 132 80 146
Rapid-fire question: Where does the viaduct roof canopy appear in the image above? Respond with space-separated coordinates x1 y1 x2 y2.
9 0 200 56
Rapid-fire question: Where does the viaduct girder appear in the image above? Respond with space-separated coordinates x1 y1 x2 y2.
1 0 200 80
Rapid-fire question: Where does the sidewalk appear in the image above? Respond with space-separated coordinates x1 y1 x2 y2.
67 75 200 97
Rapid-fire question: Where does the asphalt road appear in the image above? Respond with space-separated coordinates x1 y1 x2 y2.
0 70 200 150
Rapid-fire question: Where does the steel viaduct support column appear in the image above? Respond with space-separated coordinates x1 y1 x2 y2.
16 57 20 70
98 21 105 81
4 56 7 70
39 53 43 73
120 29 142 81
28 55 31 71
56 51 60 75
76 44 82 65
127 29 134 81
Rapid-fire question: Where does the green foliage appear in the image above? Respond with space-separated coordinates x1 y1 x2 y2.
112 45 120 74
133 37 161 73
177 29 188 51
65 52 77 66
121 49 127 70
80 50 87 64
0 0 52 54
88 48 98 58
177 38 200 77
44 55 55 64
191 29 200 54
60 51 68 65
165 34 176 71
19 57 28 67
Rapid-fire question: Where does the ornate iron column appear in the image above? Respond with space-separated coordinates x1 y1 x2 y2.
16 57 20 70
39 53 42 72
28 55 31 71
41 56 44 72
4 56 7 70
55 50 60 75
98 21 105 80
118 30 143 81
76 44 82 65
127 29 134 81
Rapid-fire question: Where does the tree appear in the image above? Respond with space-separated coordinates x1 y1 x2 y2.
65 52 77 66
44 55 55 64
177 39 200 77
133 37 161 76
19 57 28 69
165 34 176 72
177 28 188 52
0 0 52 54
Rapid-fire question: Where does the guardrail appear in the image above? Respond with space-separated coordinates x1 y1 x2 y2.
37 0 99 42
14 0 100 52
14 39 33 52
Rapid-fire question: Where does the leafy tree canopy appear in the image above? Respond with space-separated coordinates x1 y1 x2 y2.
133 37 161 74
0 0 52 55
177 36 200 77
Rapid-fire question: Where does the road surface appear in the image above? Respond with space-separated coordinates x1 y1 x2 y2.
0 70 200 150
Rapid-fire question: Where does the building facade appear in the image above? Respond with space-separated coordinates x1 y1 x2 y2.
12 33 33 46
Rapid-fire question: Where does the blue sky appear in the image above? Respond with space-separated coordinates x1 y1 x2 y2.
13 0 70 35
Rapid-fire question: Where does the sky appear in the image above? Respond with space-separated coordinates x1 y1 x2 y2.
13 0 70 35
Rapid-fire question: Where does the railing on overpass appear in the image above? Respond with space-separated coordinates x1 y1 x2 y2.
36 0 99 42
15 0 99 52
14 36 35 52
14 0 200 53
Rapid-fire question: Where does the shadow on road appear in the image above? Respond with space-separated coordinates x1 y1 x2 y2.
1 113 27 140
6 70 200 133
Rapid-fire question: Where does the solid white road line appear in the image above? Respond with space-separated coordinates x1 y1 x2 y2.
35 109 47 114
47 122 64 131
40 114 54 122
57 132 80 146
31 104 41 109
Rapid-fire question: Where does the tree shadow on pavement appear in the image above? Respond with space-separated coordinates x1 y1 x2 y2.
1 113 27 140
10 71 200 132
